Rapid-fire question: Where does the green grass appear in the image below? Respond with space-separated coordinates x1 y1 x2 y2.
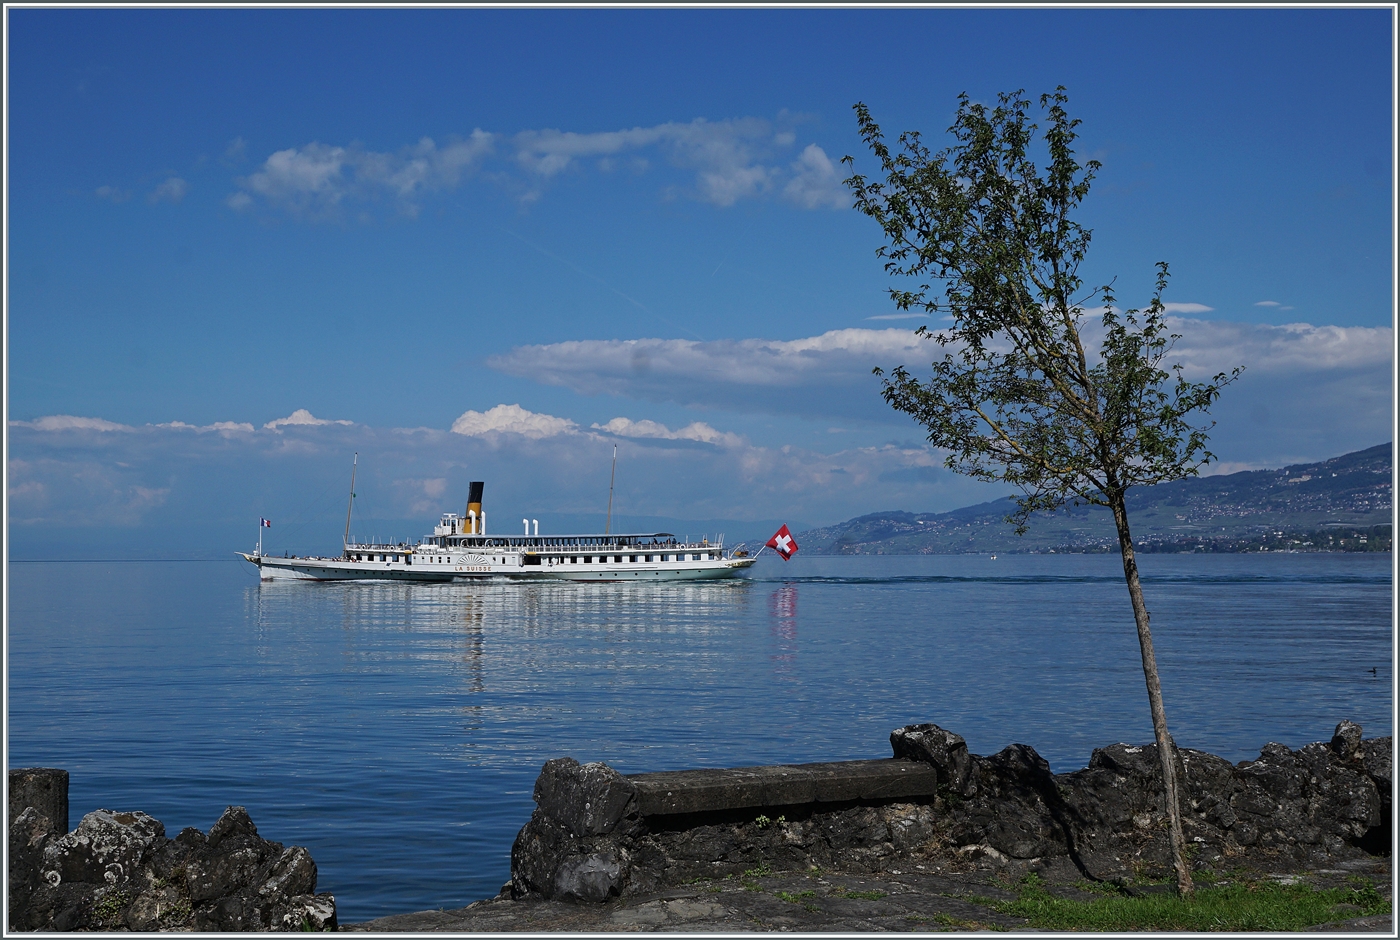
933 912 1008 931
991 873 1390 931
91 890 131 928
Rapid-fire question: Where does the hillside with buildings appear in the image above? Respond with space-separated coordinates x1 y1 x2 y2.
799 443 1392 554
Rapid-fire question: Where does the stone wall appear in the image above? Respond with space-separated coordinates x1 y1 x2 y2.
510 721 1392 902
7 769 336 932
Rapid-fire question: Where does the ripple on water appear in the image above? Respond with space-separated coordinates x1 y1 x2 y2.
6 552 1391 920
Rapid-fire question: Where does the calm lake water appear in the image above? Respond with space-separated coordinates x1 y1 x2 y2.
6 553 1393 921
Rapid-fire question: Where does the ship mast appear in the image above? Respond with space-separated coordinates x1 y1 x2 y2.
343 453 358 549
605 445 617 536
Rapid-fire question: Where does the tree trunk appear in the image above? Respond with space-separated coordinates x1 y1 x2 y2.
1109 489 1194 897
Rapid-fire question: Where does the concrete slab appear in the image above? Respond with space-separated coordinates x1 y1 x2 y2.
628 759 940 816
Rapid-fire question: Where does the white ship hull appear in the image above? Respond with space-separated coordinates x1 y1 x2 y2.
240 546 757 583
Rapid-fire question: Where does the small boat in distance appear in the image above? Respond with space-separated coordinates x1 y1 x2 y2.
240 469 757 582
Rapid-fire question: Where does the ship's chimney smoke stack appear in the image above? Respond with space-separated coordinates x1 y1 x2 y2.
465 481 484 534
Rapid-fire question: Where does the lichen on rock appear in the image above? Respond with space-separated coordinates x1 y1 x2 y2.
7 796 336 932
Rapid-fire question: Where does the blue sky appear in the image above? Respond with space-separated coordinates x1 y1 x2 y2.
6 7 1394 556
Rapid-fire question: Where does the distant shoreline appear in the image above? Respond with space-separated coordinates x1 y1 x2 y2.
8 550 1392 564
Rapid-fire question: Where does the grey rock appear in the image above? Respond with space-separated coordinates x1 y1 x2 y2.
1332 720 1364 761
510 812 576 898
890 722 974 796
963 744 1068 860
535 758 638 837
188 844 269 902
8 768 69 834
260 846 319 899
42 809 166 888
282 893 339 932
176 825 209 847
8 807 56 927
554 850 625 902
208 804 261 848
8 790 335 932
1360 737 1392 803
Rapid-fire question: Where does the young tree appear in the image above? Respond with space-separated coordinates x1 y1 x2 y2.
842 88 1241 896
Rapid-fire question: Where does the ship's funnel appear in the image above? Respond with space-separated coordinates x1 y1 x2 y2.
465 482 484 534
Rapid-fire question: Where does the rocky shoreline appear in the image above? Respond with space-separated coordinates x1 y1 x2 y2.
358 719 1393 932
9 720 1393 931
8 770 336 932
505 720 1391 904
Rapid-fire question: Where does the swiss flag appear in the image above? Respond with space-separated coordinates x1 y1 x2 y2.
766 524 799 561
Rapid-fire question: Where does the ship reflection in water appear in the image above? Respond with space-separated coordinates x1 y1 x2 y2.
247 577 758 762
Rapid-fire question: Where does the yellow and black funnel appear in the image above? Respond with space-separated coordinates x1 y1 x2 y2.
465 481 485 534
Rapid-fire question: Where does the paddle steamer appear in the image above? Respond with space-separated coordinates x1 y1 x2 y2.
240 478 756 582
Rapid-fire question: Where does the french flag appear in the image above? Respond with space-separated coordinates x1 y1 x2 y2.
260 518 272 528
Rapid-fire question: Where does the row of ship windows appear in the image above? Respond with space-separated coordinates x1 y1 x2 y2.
350 552 719 564
556 554 717 563
426 556 502 564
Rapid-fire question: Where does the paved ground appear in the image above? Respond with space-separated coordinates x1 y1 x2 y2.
345 857 1392 933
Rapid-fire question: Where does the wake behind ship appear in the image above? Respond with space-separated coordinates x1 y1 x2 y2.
239 480 757 582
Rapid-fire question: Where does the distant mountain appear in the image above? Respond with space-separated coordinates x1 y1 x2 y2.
799 443 1393 555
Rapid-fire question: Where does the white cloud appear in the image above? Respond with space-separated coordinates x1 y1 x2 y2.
396 476 450 515
591 417 743 448
697 163 773 207
782 144 847 210
515 125 667 177
1166 318 1392 377
12 415 257 437
450 403 577 439
235 117 847 215
223 136 248 164
10 415 133 432
94 185 131 203
494 328 926 385
7 407 990 541
488 329 930 418
489 318 1391 469
1161 302 1212 314
263 409 354 430
7 351 1389 552
513 118 780 207
1254 300 1281 307
234 132 495 216
7 454 171 527
244 143 348 208
158 420 255 435
148 177 189 204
